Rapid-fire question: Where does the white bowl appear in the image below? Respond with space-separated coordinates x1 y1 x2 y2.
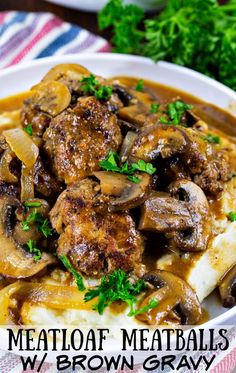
44 0 165 12
0 54 235 357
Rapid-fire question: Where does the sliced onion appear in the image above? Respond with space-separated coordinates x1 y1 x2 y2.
21 164 34 202
0 110 21 131
3 128 39 168
120 131 138 161
0 282 96 325
0 149 18 183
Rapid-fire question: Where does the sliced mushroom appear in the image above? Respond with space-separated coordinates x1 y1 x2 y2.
94 171 151 210
167 180 211 251
0 196 56 278
137 270 202 325
129 125 189 162
112 84 134 106
219 264 236 308
30 81 71 116
0 149 18 183
42 63 90 83
139 191 193 233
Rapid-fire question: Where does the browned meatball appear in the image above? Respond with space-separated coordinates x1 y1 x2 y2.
50 179 144 276
43 97 122 185
21 102 51 137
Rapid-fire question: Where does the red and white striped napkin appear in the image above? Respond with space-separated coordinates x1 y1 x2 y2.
0 11 110 68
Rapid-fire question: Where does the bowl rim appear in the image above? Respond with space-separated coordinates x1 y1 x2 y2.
0 52 235 331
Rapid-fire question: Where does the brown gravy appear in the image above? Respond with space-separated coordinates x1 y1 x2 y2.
0 78 235 301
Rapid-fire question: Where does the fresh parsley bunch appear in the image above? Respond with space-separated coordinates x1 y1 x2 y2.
99 0 236 91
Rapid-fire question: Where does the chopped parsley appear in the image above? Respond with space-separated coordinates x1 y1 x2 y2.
131 159 156 175
135 79 144 91
21 208 53 238
127 175 140 183
128 298 158 317
229 211 236 222
163 100 193 125
84 269 146 315
24 124 33 136
26 240 42 261
24 201 42 208
150 103 160 114
60 255 85 291
99 151 156 183
80 74 113 101
203 134 221 144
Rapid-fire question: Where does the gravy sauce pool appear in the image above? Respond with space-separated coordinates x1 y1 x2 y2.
1 77 236 324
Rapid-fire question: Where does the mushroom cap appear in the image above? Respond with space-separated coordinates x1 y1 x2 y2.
167 180 212 252
0 196 56 278
137 270 202 325
219 264 236 308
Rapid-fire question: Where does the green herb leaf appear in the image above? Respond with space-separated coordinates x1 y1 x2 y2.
150 103 160 114
136 79 144 91
26 240 42 261
24 201 42 208
99 151 156 183
84 269 146 315
131 159 156 175
229 211 236 222
95 85 113 101
127 175 141 183
203 134 221 144
98 0 144 55
24 124 33 136
80 74 112 101
21 209 53 238
99 150 121 172
38 218 53 238
128 298 158 317
98 0 236 91
60 255 86 291
21 209 39 231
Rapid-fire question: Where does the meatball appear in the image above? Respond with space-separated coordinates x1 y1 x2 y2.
21 102 51 137
50 179 144 276
43 97 122 185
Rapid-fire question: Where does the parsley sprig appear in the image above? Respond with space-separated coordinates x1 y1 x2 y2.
128 298 158 317
150 103 160 114
84 269 154 316
99 151 156 183
229 211 236 222
203 134 221 144
60 255 85 291
21 208 53 238
160 100 193 125
80 74 113 101
99 0 236 91
136 79 144 91
24 124 33 136
26 240 42 261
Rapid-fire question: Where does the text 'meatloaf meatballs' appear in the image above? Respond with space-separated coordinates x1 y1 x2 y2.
43 96 122 185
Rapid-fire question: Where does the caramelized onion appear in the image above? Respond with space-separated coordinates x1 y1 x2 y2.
20 164 34 202
3 128 39 168
0 149 18 183
120 131 138 161
0 110 21 131
0 282 96 325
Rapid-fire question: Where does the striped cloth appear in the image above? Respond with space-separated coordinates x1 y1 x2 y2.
0 11 110 68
